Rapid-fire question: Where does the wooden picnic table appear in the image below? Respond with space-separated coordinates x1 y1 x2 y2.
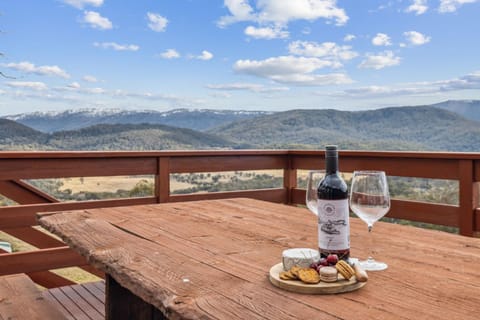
38 198 480 319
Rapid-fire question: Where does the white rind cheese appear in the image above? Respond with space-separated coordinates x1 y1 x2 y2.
282 248 320 270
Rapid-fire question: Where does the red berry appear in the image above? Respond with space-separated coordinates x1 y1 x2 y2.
326 254 338 265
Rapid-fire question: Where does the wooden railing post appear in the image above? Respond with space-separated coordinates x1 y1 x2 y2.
156 156 170 203
459 160 475 236
283 154 297 204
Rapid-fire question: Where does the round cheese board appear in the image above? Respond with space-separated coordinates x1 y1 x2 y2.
269 263 366 294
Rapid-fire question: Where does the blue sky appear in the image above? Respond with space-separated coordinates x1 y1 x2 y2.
1 0 479 115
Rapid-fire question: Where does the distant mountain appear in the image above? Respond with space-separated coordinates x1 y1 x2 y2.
4 108 272 133
0 119 48 150
430 100 480 122
0 121 241 151
45 123 242 150
208 106 480 151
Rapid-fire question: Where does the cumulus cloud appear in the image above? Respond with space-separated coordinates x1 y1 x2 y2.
82 11 112 30
439 0 478 13
6 81 48 91
233 55 353 86
359 51 401 70
206 82 289 93
62 0 103 9
344 34 356 42
405 0 428 15
82 75 98 82
372 33 392 46
68 82 81 89
196 50 214 60
147 12 168 32
94 42 139 51
403 31 431 46
288 41 358 64
218 0 348 27
159 49 180 59
3 61 70 78
244 25 289 39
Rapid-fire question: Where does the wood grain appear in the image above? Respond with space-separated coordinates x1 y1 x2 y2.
38 198 480 320
0 273 67 319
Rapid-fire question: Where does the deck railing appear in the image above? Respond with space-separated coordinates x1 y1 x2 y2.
0 150 479 288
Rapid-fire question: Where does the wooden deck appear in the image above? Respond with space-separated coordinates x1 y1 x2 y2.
43 281 105 320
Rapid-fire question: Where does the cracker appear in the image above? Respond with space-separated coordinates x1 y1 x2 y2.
297 268 321 284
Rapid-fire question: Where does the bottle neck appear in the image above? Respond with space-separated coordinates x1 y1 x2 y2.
325 148 339 174
325 155 338 174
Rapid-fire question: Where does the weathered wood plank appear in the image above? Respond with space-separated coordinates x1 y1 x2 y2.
38 199 480 320
0 273 68 319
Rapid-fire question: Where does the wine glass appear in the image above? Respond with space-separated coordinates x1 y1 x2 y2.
349 170 390 271
306 170 325 215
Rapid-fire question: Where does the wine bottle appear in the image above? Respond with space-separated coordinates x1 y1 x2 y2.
317 145 350 260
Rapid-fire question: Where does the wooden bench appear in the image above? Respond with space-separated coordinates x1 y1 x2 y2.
0 273 68 319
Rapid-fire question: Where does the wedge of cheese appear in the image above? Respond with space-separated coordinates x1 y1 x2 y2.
282 248 319 271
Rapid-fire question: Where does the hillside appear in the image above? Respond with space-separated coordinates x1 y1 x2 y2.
430 100 480 122
5 108 271 133
0 119 48 150
45 123 241 150
208 106 480 151
0 122 240 151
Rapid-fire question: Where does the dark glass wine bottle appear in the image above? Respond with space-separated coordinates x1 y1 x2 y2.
317 145 350 260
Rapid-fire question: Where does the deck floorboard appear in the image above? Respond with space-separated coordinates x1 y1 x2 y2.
43 281 105 320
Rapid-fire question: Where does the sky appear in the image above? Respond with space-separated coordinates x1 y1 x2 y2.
1 0 480 116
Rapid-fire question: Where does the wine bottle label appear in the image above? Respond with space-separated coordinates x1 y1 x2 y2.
317 199 350 250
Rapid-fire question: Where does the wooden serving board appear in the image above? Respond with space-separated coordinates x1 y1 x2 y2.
269 263 366 295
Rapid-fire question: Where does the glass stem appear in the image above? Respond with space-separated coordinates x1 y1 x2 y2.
367 225 374 261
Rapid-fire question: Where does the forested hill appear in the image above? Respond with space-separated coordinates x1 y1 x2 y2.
0 122 241 151
208 106 480 151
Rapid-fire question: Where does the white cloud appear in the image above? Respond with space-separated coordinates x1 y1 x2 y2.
62 0 103 9
344 34 356 42
147 12 168 32
288 41 358 63
359 51 401 70
196 50 214 60
82 11 112 30
333 70 480 98
159 49 180 59
244 25 289 39
233 55 353 86
403 31 431 46
82 75 98 82
372 33 392 46
6 81 48 91
68 82 81 89
439 0 478 13
218 0 348 27
405 0 429 15
94 42 139 51
206 82 289 93
3 61 70 78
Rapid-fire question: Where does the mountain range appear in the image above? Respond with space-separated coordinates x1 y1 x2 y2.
1 100 479 151
5 108 271 133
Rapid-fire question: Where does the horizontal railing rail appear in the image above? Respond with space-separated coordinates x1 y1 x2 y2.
0 150 478 288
